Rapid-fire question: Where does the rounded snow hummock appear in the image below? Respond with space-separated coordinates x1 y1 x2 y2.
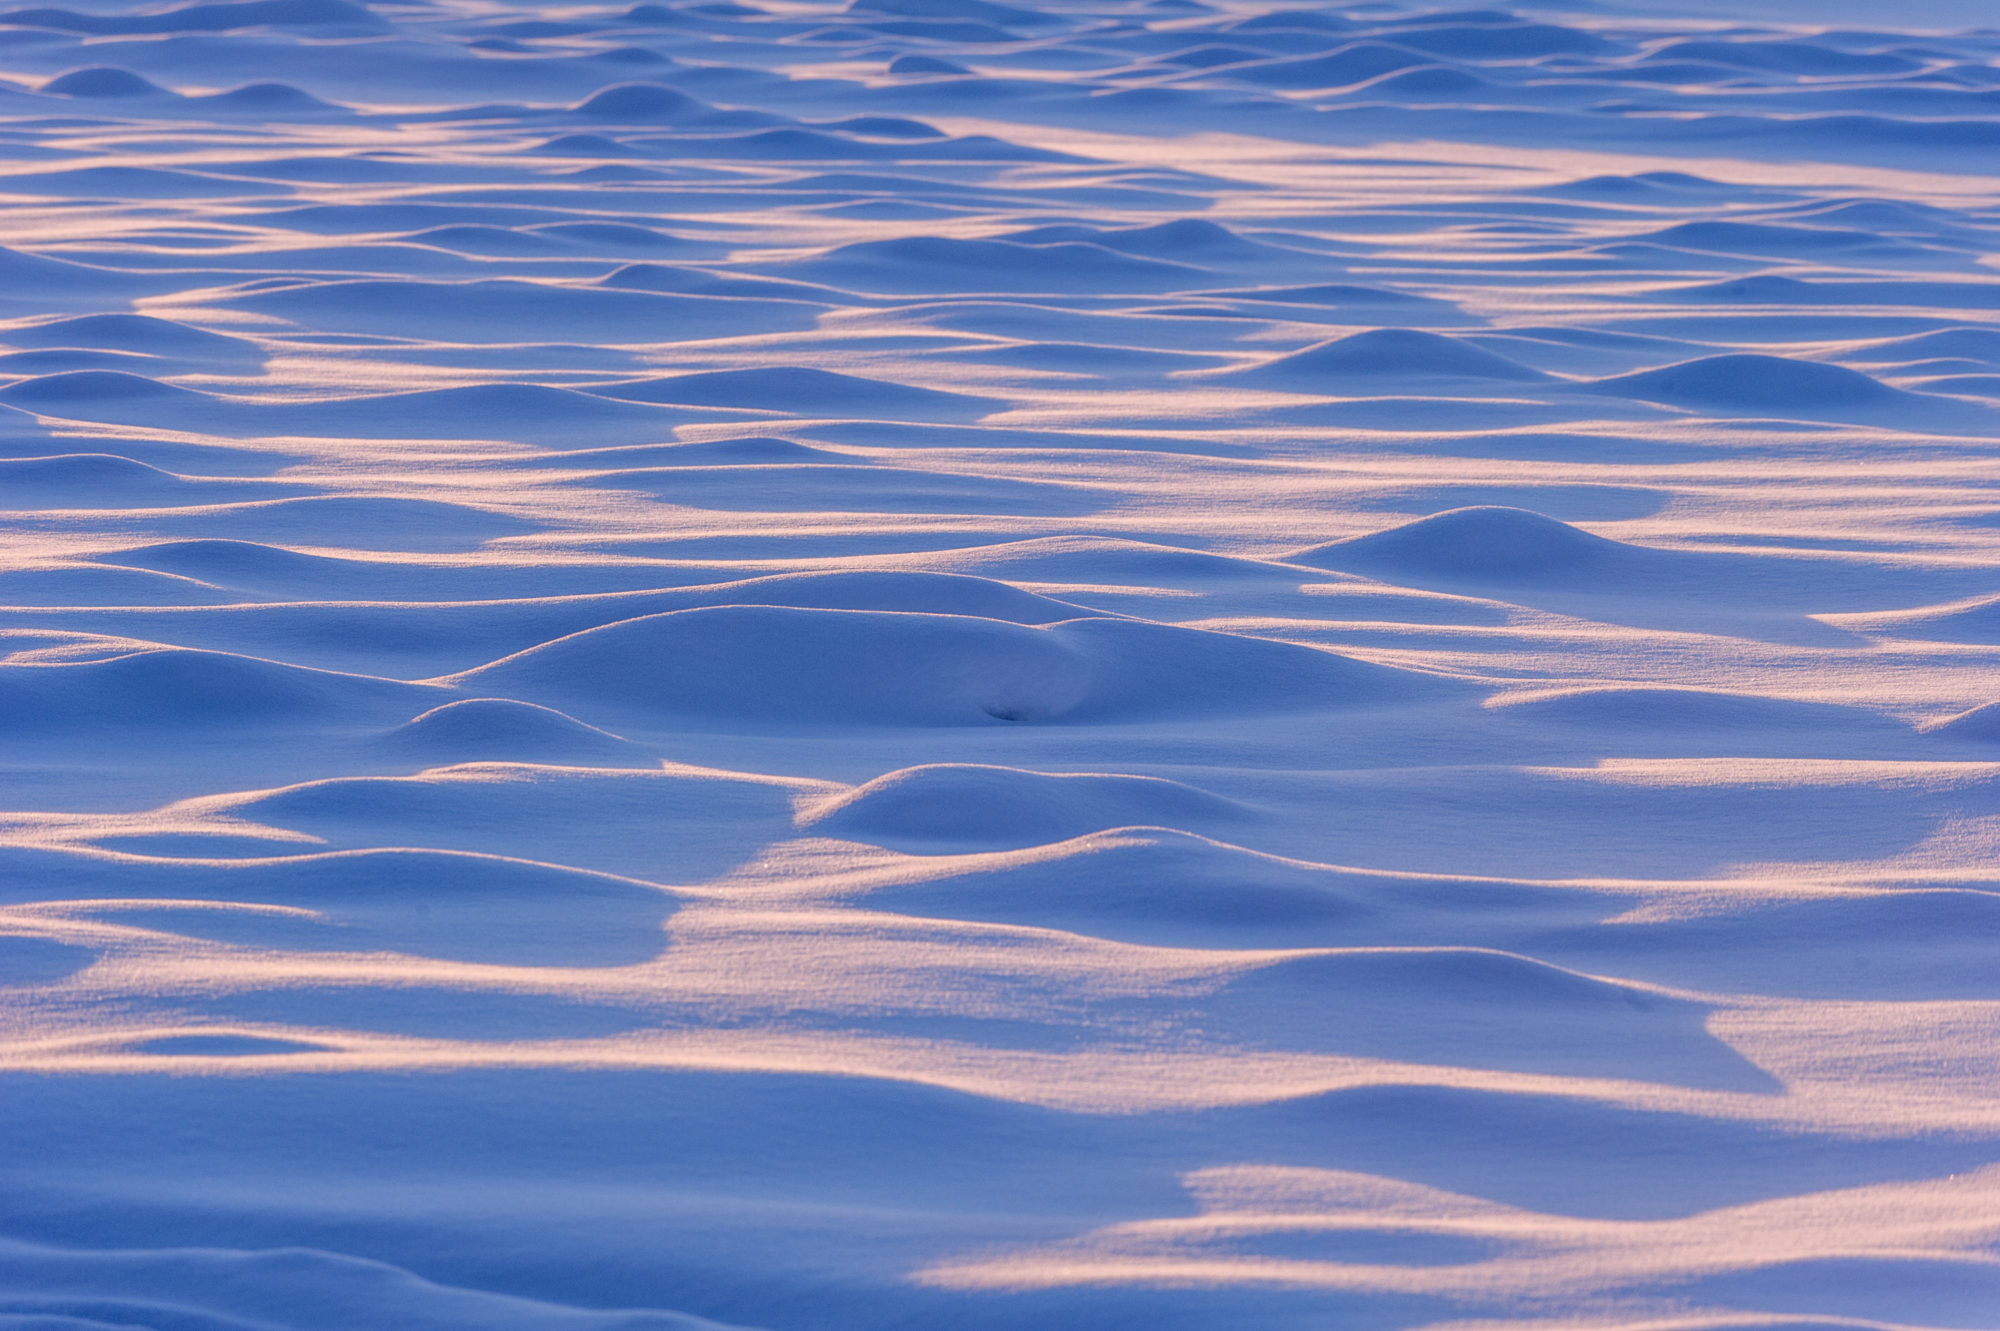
457 604 1096 729
861 827 1368 945
1227 328 1550 388
377 698 645 766
1592 353 1906 412
1294 506 1625 582
798 763 1243 849
571 82 707 120
455 604 1449 730
0 647 420 732
41 66 169 98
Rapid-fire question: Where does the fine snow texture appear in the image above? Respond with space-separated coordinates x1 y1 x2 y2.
5 0 2000 1328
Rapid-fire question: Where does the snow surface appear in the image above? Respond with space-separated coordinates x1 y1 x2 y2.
4 0 2000 1326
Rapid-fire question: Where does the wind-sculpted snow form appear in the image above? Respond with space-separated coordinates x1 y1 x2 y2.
5 0 2000 1326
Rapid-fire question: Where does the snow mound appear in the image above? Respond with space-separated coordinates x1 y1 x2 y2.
571 82 708 120
865 828 1370 943
1208 948 1768 1090
1592 354 1908 413
1226 329 1549 388
781 235 1207 294
0 370 195 410
1859 329 2000 367
0 648 422 732
0 564 233 607
1294 506 1624 581
1921 702 2000 741
376 698 645 765
0 934 94 986
0 452 191 494
93 539 354 593
595 367 994 419
799 765 1242 849
456 605 1094 728
1632 220 1886 258
1230 42 1434 89
1488 686 1898 735
888 54 971 75
0 247 145 299
133 1034 331 1055
530 436 832 467
0 1231 717 1326
1006 218 1293 266
210 278 820 343
4 313 259 359
194 81 346 114
664 570 1090 622
1839 594 2000 645
41 66 168 98
0 845 673 967
455 606 1440 729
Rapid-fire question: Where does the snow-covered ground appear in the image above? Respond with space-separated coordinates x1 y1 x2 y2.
4 1 2000 1326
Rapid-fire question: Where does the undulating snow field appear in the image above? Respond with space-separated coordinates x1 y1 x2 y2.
4 0 2000 1325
